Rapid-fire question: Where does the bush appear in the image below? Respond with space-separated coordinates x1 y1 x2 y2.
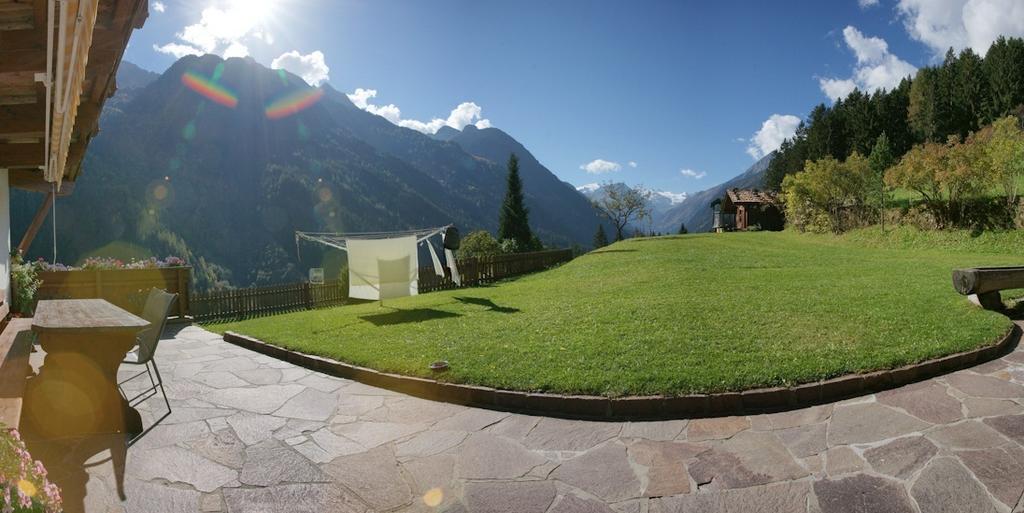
10 255 40 316
0 427 62 512
782 153 874 233
459 231 502 258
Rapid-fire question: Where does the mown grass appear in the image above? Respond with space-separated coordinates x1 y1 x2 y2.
208 231 1020 396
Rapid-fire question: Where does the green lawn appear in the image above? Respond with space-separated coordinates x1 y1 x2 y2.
208 230 1020 396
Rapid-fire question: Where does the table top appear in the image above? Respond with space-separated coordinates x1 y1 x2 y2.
32 299 151 334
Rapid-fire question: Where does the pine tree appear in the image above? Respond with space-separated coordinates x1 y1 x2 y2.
498 153 534 250
678 222 688 235
868 132 895 230
593 225 608 248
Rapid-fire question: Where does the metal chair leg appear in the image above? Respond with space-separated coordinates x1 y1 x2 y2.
125 359 172 447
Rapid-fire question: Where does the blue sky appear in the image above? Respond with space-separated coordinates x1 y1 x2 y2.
124 0 1024 196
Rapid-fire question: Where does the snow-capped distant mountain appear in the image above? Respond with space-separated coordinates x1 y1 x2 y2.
576 182 687 233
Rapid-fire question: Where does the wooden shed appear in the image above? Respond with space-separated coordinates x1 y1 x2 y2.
711 188 784 232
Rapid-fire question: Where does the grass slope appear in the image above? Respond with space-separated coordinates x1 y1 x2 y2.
209 231 1018 396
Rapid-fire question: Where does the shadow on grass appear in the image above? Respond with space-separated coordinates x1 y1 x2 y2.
453 296 520 313
583 249 637 255
359 308 461 326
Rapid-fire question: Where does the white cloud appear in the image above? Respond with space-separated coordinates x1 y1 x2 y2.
653 190 687 204
628 161 638 168
346 88 492 134
747 114 801 160
679 168 707 179
151 1 165 13
580 159 622 174
858 0 880 8
817 26 917 101
576 183 601 194
897 0 1024 58
153 42 203 58
271 50 330 86
154 1 276 59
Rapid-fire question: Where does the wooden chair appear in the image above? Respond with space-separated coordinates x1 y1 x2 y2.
117 288 176 446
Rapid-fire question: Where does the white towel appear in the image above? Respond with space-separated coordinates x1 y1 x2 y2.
346 236 419 300
426 240 445 277
445 248 461 286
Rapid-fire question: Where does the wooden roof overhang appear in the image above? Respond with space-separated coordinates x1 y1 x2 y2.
0 0 147 195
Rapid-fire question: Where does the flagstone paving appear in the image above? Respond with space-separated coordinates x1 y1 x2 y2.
35 323 1024 513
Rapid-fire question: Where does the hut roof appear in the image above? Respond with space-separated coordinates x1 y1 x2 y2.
726 188 779 205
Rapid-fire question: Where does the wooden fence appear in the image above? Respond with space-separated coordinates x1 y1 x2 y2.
193 248 573 322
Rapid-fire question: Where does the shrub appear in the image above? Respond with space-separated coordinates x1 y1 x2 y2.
459 231 502 258
10 255 41 316
0 427 61 513
782 153 874 233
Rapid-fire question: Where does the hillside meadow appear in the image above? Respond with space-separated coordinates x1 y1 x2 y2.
209 230 1019 396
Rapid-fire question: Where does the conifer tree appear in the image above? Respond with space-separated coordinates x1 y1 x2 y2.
678 222 688 235
593 225 609 248
498 153 534 250
868 132 895 230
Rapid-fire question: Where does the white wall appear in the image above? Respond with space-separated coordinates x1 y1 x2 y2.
0 170 10 307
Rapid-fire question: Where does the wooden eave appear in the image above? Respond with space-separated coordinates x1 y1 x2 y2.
0 0 147 193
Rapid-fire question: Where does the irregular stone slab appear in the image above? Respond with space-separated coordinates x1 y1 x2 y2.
129 446 237 493
657 480 811 513
225 411 287 445
957 445 1024 508
204 356 259 373
984 414 1024 445
123 479 202 513
396 430 467 460
456 432 546 479
279 367 312 383
759 405 832 431
927 420 1007 449
628 440 706 497
432 408 509 432
239 438 330 486
550 494 616 513
223 484 368 513
486 414 540 439
335 394 386 417
403 452 456 493
273 418 325 441
964 397 1023 418
862 435 937 479
877 382 964 424
824 447 864 476
813 474 914 513
523 418 621 451
551 442 643 502
187 428 247 469
273 388 339 421
306 428 364 461
686 416 750 442
621 420 688 441
163 407 235 425
134 420 210 450
323 445 414 511
911 457 997 513
233 368 282 385
192 371 251 389
946 372 1024 399
463 480 556 513
362 396 459 424
330 421 427 448
776 423 827 458
688 430 807 490
827 403 928 445
202 384 305 414
297 373 345 392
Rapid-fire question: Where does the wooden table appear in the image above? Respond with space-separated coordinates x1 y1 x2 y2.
22 299 150 438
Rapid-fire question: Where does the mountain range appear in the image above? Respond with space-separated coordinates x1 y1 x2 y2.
11 55 606 289
575 183 687 234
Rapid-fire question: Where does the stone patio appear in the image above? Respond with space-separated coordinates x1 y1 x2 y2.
31 322 1024 513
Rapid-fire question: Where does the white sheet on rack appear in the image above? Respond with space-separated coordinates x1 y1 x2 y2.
347 236 419 300
426 240 445 277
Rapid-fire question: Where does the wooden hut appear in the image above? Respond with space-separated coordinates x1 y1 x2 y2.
711 188 784 232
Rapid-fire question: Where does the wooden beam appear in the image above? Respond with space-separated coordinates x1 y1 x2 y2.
0 47 45 73
0 2 33 31
16 189 53 256
0 141 42 167
8 169 74 195
0 103 44 135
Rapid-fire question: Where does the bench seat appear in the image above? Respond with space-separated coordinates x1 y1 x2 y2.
0 316 36 429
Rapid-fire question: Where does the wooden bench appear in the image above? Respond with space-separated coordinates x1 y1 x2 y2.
0 312 36 429
952 266 1024 310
